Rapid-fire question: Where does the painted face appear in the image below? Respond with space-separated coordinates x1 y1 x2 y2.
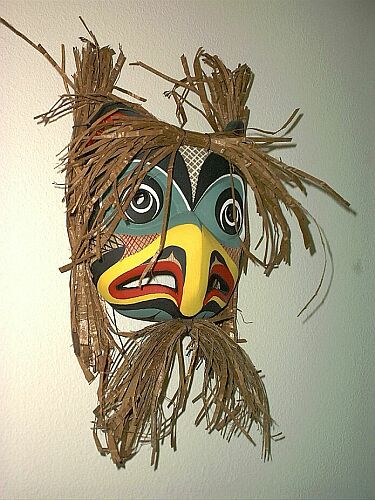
91 112 245 321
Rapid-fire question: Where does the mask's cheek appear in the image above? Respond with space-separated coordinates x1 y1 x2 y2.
91 246 126 287
224 247 242 269
101 233 160 258
91 237 185 321
91 233 160 288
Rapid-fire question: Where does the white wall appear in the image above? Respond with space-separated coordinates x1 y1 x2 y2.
1 1 374 499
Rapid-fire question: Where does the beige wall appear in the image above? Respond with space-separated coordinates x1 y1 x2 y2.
1 1 374 498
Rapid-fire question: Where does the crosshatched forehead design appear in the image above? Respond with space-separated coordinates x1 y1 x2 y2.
179 145 210 199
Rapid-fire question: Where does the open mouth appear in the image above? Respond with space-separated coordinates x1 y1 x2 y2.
108 246 185 305
117 273 177 290
204 251 234 305
207 273 230 294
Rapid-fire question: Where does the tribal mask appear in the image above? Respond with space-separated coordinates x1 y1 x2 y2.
91 106 245 322
1 17 349 469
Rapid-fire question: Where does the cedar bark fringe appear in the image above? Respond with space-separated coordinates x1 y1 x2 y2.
93 320 272 468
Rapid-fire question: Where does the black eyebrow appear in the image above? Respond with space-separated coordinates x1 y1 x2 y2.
157 152 193 208
194 153 232 206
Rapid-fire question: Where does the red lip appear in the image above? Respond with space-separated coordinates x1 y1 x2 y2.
109 260 184 305
203 263 235 305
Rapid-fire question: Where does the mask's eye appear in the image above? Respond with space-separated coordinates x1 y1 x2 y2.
122 176 163 224
215 188 243 236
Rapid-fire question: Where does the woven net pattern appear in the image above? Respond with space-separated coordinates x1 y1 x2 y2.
179 145 210 200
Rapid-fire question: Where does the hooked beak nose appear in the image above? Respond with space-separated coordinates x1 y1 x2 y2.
171 222 237 317
94 214 239 319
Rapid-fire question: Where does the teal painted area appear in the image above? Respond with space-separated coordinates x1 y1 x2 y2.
114 305 173 322
114 306 217 322
194 174 245 248
195 310 216 319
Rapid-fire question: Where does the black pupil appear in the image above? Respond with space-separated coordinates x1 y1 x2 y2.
226 204 235 223
133 190 150 209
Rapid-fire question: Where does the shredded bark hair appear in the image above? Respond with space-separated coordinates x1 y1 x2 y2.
1 17 350 467
94 319 272 468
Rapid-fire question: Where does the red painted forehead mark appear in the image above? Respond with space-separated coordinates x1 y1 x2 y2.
87 111 128 146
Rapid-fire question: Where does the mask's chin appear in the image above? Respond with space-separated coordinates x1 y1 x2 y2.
104 302 155 333
104 302 219 341
107 301 220 324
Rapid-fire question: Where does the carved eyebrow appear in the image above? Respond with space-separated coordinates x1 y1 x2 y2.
194 173 245 207
194 153 233 204
156 151 193 207
149 165 192 211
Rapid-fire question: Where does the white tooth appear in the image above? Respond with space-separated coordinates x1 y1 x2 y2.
122 279 140 288
123 274 176 289
147 274 176 288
